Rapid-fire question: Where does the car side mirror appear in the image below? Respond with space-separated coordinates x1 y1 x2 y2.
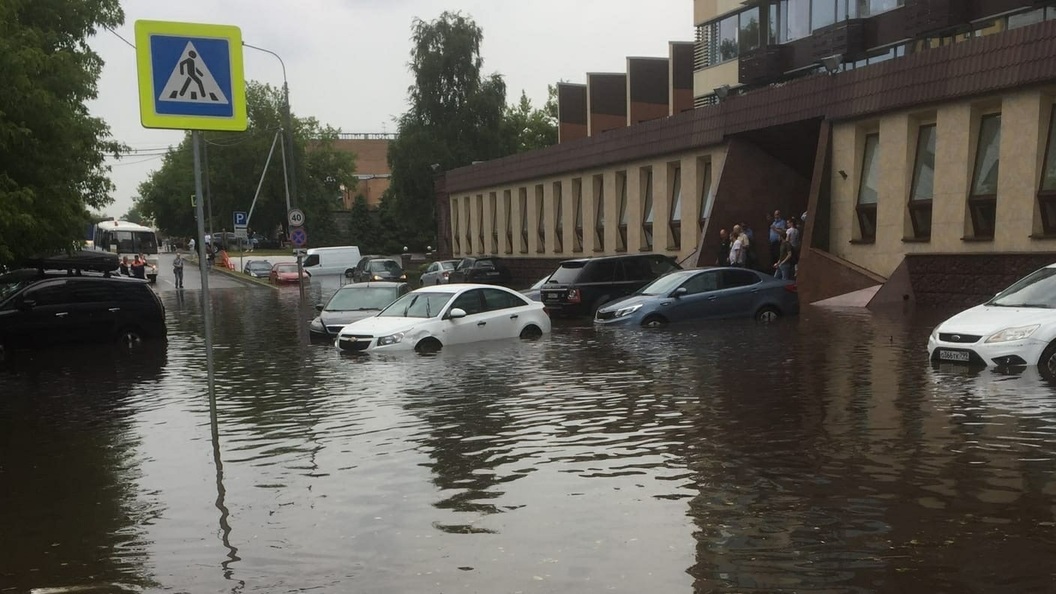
315 304 324 312
448 308 467 320
672 287 688 299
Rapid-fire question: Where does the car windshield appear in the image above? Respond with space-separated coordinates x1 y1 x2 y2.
988 267 1056 308
248 261 271 270
639 271 689 296
0 277 30 302
276 264 298 273
379 291 453 319
326 287 399 311
369 260 402 273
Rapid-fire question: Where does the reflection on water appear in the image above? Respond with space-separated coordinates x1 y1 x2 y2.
2 287 1056 593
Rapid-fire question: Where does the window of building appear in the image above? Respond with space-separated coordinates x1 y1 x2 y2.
669 165 683 250
642 168 654 250
908 124 936 239
536 185 546 253
739 8 761 54
811 0 837 30
710 14 740 64
553 182 564 252
504 190 513 254
855 0 903 18
969 114 1001 238
775 0 811 42
573 179 584 252
452 198 460 253
477 195 485 253
698 160 714 231
464 198 472 252
1037 106 1056 235
616 172 628 252
489 193 498 253
519 188 529 253
593 175 605 251
1008 8 1045 29
856 133 880 241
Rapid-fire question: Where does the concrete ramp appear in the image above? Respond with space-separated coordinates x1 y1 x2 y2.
811 284 882 307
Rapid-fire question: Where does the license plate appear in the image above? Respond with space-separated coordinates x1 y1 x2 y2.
938 349 970 362
543 292 562 301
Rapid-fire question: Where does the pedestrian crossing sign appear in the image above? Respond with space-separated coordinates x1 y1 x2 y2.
135 20 247 131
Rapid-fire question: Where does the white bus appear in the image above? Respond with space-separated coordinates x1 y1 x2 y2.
88 220 160 283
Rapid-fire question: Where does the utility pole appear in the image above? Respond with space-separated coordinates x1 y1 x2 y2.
204 135 215 242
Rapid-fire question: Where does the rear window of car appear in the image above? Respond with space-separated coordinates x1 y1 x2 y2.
582 260 617 283
441 261 457 270
548 262 586 285
474 259 497 269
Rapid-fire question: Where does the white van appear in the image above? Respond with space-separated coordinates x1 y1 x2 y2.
301 246 363 276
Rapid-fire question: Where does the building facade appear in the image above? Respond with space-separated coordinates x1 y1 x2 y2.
437 1 1056 305
331 133 394 209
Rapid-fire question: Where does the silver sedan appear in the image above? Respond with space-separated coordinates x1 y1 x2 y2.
419 259 459 287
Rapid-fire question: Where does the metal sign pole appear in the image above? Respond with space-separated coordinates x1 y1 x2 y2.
192 130 216 395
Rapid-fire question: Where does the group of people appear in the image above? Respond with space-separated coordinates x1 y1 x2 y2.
717 209 804 280
117 254 157 280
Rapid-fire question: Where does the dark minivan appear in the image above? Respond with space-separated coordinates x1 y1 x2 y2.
0 264 166 361
448 256 512 286
540 254 681 317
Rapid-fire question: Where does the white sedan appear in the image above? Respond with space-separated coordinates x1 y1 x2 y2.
335 283 551 353
928 263 1056 377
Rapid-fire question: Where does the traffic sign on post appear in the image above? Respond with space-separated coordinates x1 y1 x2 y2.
287 208 305 228
135 20 247 131
233 211 248 228
290 227 308 248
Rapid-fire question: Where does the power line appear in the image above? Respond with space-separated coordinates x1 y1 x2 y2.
104 26 136 50
108 155 164 167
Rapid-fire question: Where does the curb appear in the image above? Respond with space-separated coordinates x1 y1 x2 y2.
188 258 278 290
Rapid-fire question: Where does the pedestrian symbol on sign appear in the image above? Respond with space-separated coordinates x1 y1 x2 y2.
158 42 229 104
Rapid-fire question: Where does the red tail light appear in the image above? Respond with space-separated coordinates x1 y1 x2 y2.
568 288 581 303
442 271 450 278
784 283 798 293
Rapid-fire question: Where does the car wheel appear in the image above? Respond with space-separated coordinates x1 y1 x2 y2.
116 327 143 351
755 306 780 323
519 325 543 340
641 314 668 328
415 337 442 354
1039 340 1056 381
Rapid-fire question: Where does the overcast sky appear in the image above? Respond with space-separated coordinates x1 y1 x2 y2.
89 0 692 218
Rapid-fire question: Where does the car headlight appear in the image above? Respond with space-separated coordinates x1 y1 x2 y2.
614 304 643 318
985 324 1040 343
399 274 407 280
377 332 405 346
372 275 383 281
930 326 940 341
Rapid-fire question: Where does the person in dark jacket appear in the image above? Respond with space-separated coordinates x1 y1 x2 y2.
119 256 130 276
716 228 731 266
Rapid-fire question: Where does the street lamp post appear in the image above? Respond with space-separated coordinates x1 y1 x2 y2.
243 42 304 296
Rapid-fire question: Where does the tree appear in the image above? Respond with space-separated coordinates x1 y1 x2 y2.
0 0 124 265
136 82 357 246
387 11 508 250
502 87 558 154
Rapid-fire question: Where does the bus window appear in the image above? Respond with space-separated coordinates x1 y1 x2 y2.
134 232 158 254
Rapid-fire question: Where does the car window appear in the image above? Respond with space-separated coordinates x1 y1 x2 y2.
449 289 485 315
682 271 720 295
622 258 654 281
370 260 402 273
303 254 320 267
327 286 400 311
548 262 585 284
455 258 474 271
475 259 497 269
649 255 680 276
441 261 457 270
482 288 527 311
70 282 114 303
988 267 1056 308
583 260 617 283
426 263 438 273
721 269 761 289
24 282 67 306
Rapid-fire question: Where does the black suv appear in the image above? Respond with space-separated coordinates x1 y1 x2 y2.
0 255 167 361
540 254 681 317
347 256 407 283
448 256 512 285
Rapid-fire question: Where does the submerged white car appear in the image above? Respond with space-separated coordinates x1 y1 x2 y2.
335 283 551 353
928 264 1056 377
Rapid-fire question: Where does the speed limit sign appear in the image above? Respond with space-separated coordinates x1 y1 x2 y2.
287 208 305 227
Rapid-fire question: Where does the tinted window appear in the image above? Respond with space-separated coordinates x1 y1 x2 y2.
482 288 527 310
70 281 115 303
24 282 67 306
548 262 586 285
474 259 496 269
456 258 475 270
369 260 402 273
648 256 679 276
621 258 654 281
303 254 320 267
722 269 760 288
426 263 438 273
583 260 617 283
682 271 720 295
450 289 485 315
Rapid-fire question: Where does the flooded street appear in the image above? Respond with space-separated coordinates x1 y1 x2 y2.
3 279 1056 593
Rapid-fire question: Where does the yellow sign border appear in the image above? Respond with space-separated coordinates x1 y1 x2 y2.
135 20 247 131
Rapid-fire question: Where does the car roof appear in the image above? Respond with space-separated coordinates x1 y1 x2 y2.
410 283 515 294
337 281 405 289
558 254 672 266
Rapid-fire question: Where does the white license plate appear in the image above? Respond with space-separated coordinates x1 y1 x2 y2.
939 349 970 362
544 292 562 300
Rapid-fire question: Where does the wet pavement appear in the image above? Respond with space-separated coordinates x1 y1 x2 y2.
2 278 1056 593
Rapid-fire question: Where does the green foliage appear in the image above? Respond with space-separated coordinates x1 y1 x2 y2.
503 87 558 154
136 82 357 246
0 0 125 265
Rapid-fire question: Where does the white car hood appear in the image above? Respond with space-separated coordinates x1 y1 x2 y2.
338 315 423 337
939 304 1056 335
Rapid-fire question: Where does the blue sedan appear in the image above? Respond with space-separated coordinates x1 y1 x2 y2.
594 267 799 327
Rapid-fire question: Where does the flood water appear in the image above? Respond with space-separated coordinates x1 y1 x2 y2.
3 277 1056 593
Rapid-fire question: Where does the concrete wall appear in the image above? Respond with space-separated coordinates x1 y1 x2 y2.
694 0 743 25
693 60 740 104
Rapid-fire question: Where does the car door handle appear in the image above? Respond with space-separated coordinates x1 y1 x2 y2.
477 321 487 326
510 314 518 319
55 312 68 318
108 307 120 312
707 296 717 301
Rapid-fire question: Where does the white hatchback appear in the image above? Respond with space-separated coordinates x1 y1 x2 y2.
928 264 1056 377
335 283 551 353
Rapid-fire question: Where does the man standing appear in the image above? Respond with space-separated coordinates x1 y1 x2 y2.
716 228 731 266
769 209 786 266
173 251 185 289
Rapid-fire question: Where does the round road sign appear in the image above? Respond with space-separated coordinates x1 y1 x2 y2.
290 227 308 248
287 208 305 227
